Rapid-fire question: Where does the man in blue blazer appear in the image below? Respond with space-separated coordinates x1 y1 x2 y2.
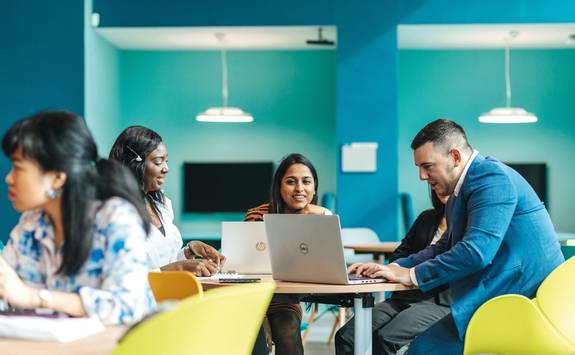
350 119 564 354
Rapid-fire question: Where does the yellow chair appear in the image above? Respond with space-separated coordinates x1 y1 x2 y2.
536 255 575 345
113 282 275 355
463 257 575 355
147 271 203 302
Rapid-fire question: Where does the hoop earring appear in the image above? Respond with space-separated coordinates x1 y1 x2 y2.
46 188 63 200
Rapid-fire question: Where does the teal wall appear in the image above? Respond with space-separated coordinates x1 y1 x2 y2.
115 50 336 238
399 49 575 234
85 1 122 154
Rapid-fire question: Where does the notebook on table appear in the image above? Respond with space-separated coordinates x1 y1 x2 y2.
264 214 385 285
0 311 104 342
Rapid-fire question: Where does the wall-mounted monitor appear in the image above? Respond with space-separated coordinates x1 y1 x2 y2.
183 162 273 212
505 163 547 208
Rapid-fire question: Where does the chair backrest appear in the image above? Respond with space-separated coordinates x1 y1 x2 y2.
148 271 203 303
536 256 575 345
399 193 414 235
463 294 574 355
113 282 275 355
341 228 380 264
321 192 336 212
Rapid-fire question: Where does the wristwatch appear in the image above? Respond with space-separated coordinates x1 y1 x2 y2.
37 289 53 309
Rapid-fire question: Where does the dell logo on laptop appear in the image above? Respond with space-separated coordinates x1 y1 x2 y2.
255 242 266 251
299 243 309 254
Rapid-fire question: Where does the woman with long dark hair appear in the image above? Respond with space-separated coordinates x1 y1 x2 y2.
109 126 224 275
246 153 331 355
0 111 154 324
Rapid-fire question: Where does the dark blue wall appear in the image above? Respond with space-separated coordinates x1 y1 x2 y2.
94 0 334 26
0 0 84 242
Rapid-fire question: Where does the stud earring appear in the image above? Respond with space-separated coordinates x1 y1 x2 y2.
46 188 63 200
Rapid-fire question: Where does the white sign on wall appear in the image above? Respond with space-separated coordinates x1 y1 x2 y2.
341 142 378 173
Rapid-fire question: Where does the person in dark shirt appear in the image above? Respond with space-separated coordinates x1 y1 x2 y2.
335 190 452 354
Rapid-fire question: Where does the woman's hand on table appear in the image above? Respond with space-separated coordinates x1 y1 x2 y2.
163 259 219 277
185 241 226 268
0 256 38 309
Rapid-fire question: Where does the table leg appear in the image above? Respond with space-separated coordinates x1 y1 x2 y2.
353 294 374 355
375 252 392 303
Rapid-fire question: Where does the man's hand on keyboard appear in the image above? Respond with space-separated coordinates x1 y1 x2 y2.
348 262 381 277
347 263 413 286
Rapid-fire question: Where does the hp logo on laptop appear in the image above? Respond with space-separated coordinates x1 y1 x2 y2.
255 242 266 251
299 243 309 255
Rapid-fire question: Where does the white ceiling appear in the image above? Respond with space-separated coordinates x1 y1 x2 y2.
96 26 337 50
96 24 575 50
398 24 575 49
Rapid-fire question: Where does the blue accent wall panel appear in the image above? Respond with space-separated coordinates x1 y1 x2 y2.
334 0 399 240
0 0 84 243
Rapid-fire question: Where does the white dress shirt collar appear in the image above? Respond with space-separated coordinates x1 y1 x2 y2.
454 150 479 197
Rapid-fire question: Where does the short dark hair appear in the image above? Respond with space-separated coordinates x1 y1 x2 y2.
109 126 166 213
411 119 472 154
2 111 149 276
269 153 319 213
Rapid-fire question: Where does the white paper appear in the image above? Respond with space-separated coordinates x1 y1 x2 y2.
0 315 105 342
197 272 241 281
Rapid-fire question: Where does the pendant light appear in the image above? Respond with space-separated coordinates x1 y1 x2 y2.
196 33 254 123
478 31 537 124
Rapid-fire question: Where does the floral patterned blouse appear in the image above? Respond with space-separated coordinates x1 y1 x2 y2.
1 197 155 325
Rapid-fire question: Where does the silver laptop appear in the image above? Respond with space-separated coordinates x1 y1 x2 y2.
221 222 272 274
264 214 385 285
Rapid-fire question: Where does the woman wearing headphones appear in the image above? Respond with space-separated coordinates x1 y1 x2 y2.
109 126 225 275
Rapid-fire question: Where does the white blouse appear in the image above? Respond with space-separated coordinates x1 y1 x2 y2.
145 197 186 271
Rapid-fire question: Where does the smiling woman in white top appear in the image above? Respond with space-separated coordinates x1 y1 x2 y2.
109 126 225 275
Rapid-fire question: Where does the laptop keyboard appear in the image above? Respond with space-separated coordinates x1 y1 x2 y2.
348 274 385 281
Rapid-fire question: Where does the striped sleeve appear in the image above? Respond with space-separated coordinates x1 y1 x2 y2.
244 203 270 222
